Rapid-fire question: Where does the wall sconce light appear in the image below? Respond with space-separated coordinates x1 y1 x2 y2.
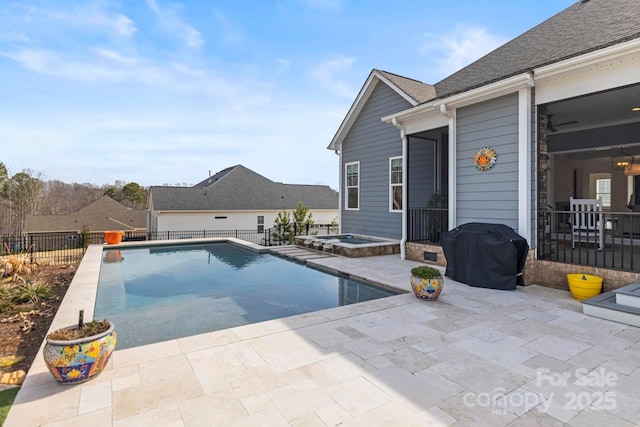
612 147 633 170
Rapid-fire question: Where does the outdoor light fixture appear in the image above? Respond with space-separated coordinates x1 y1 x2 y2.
612 147 634 170
633 107 640 112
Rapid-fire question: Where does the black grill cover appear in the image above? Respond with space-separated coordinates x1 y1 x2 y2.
442 222 529 290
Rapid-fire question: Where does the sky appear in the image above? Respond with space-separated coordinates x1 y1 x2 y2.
0 0 576 190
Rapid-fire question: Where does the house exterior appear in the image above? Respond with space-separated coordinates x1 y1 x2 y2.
329 0 640 289
25 196 147 237
148 165 338 234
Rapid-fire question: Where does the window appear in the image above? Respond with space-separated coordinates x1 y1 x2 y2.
345 162 359 210
596 178 611 208
389 157 402 212
257 215 264 233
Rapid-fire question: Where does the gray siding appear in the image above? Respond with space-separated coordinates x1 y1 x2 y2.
408 137 436 209
341 81 412 239
456 94 519 229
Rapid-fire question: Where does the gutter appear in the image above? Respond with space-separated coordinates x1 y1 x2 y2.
391 117 408 260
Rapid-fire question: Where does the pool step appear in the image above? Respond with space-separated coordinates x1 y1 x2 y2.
582 282 640 327
269 245 335 263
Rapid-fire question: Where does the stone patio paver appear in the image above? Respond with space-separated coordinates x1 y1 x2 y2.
4 251 640 426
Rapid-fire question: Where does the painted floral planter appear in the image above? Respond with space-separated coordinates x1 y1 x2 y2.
43 322 116 384
104 231 124 245
410 275 444 300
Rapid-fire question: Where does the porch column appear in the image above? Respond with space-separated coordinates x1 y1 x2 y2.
446 109 457 230
518 87 532 242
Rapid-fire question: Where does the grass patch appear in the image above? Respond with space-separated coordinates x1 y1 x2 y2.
0 387 19 426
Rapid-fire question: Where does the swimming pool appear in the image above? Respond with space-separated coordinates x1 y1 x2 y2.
95 242 396 349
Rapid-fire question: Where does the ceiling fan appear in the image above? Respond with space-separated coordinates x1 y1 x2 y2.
547 114 578 132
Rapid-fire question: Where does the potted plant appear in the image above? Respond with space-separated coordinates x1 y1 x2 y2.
410 265 444 300
43 310 116 384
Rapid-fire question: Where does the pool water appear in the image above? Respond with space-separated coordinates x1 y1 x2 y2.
95 242 396 349
320 235 380 245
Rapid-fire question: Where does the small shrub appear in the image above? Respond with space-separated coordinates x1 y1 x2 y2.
0 247 34 283
12 280 52 305
410 266 442 279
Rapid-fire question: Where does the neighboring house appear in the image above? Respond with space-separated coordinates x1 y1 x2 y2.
24 196 147 239
329 0 640 287
147 165 338 233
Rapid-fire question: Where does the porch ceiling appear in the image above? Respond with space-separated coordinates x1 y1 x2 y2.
546 83 640 135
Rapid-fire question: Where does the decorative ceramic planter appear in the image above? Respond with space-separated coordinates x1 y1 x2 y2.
104 231 124 245
410 275 444 300
567 274 603 300
43 322 116 384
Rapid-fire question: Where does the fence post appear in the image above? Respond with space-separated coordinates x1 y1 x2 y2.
29 235 34 264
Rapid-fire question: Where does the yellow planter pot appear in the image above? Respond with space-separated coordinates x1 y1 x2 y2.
567 274 603 300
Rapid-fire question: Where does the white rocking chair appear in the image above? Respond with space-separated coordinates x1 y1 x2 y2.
570 197 604 250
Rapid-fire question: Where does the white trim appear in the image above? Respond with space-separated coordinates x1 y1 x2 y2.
338 150 343 233
447 110 457 229
344 161 360 211
389 156 403 213
518 87 532 243
534 38 640 82
382 73 534 124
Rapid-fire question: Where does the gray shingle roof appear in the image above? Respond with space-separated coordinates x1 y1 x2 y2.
25 196 147 233
376 70 436 104
433 0 640 99
150 165 338 211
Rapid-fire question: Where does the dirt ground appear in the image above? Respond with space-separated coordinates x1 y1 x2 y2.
0 264 76 376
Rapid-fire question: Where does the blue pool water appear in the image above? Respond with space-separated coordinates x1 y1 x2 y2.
319 235 381 245
95 242 396 349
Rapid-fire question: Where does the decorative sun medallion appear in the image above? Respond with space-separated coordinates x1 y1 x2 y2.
473 147 497 171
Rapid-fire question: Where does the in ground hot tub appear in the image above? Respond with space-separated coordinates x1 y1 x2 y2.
294 233 400 257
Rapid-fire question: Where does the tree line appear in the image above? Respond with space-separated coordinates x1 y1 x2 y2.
0 162 147 236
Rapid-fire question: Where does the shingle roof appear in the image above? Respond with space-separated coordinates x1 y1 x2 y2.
376 70 436 104
150 165 338 211
25 196 147 233
433 0 640 99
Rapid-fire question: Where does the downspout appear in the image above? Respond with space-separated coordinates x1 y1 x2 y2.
392 117 408 260
439 103 456 231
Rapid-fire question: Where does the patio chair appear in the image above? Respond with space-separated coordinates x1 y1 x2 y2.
570 197 604 250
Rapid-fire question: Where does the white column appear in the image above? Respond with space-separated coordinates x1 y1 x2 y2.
448 110 457 230
518 87 532 242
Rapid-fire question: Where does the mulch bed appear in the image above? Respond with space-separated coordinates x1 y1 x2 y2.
0 265 76 376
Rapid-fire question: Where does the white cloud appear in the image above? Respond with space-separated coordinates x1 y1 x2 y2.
111 14 137 37
419 24 507 78
212 9 243 45
276 58 291 74
146 0 204 49
311 57 356 98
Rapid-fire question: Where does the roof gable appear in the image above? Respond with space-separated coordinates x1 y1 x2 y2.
433 0 640 99
150 165 338 212
328 69 435 150
25 196 146 233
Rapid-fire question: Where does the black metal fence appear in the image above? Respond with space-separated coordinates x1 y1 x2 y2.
538 209 640 272
2 223 339 266
407 208 449 245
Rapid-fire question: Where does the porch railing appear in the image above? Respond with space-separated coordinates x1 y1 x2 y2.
538 209 640 272
407 208 449 245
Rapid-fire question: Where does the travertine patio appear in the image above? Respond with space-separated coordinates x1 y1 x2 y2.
4 243 640 426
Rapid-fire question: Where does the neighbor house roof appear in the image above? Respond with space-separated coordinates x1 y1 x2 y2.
149 165 338 211
25 196 147 233
432 0 640 99
328 69 435 150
